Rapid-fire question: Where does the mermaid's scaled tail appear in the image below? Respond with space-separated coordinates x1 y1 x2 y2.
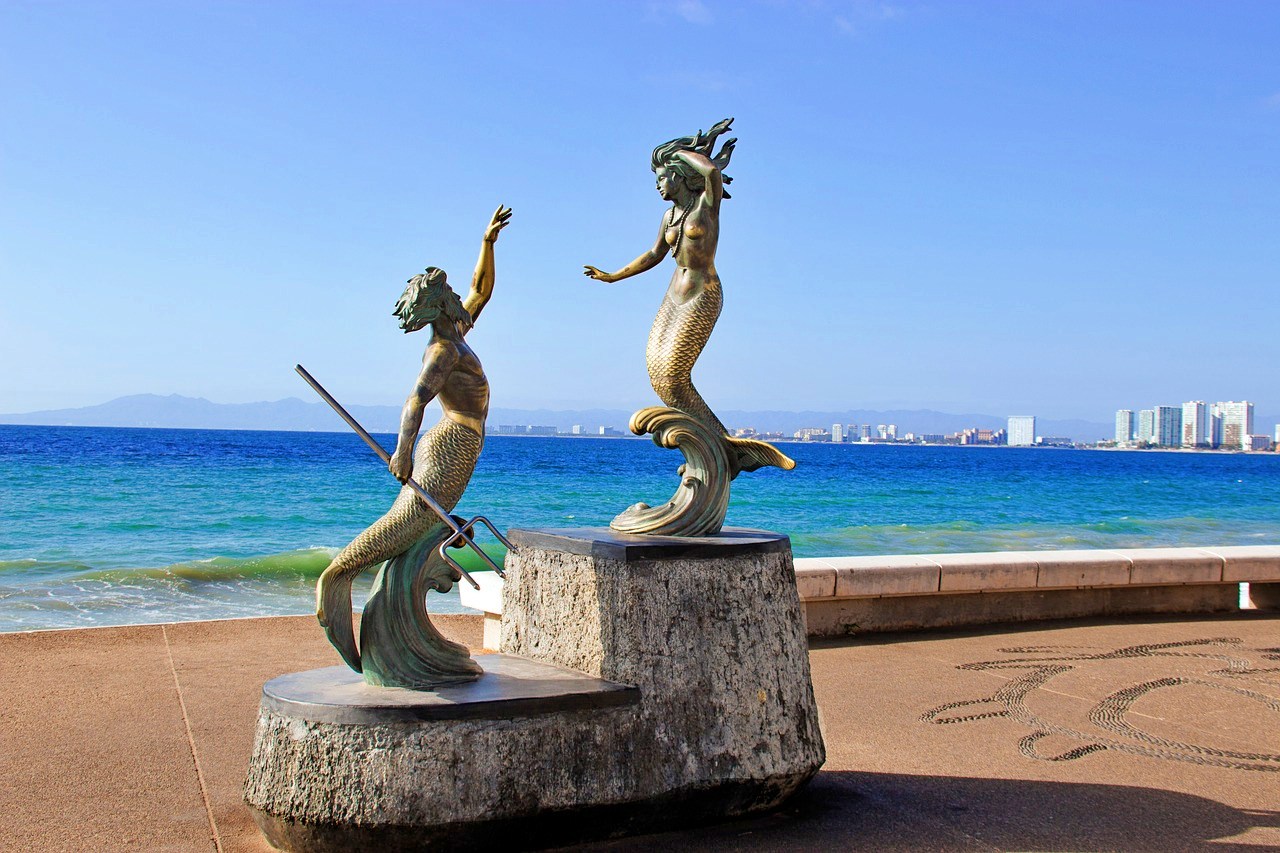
646 286 796 478
726 435 796 474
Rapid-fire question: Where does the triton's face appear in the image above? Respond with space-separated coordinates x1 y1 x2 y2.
399 308 435 333
395 293 440 333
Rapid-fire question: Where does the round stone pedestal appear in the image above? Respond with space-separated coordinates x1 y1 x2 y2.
244 655 640 851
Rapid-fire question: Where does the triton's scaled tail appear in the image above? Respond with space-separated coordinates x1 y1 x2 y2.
316 567 362 672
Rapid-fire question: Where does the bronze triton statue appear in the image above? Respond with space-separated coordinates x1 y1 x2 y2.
584 119 794 535
314 205 512 689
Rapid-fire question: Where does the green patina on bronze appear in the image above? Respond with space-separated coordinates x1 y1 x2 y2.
315 206 512 689
585 119 794 536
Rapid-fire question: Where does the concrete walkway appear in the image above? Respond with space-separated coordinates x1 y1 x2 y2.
2 612 1277 852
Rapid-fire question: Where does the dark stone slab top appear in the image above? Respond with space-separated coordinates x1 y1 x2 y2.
507 526 791 562
261 654 638 725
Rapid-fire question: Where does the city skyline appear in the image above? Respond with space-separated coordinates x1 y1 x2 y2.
1114 399 1268 450
5 389 1278 448
2 4 1279 419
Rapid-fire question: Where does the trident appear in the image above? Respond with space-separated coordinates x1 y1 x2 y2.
295 364 512 590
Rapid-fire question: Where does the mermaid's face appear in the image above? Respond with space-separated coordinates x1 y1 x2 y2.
655 167 677 201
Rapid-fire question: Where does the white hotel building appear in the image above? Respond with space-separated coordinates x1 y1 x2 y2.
1182 401 1210 448
1008 416 1036 447
1215 401 1254 450
1115 409 1135 444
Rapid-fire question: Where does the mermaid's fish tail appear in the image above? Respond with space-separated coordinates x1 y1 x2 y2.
726 435 796 473
645 285 796 477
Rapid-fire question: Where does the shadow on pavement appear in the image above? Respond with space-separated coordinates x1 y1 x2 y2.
568 770 1280 852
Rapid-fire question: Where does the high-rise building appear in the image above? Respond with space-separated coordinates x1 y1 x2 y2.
831 423 844 443
1182 401 1209 448
859 424 872 441
1154 406 1182 448
1215 401 1254 449
1115 409 1135 444
1137 409 1155 444
886 424 898 441
1008 416 1036 447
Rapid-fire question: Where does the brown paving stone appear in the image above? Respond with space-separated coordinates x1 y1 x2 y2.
162 613 482 853
797 613 1280 851
0 624 215 853
164 616 336 853
3 612 1278 852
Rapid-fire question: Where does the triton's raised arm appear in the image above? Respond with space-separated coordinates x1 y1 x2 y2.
463 205 512 323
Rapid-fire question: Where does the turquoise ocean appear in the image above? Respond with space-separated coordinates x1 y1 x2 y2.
2 424 1277 632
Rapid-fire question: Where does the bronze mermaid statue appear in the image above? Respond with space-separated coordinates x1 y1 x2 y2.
585 119 793 534
316 205 511 688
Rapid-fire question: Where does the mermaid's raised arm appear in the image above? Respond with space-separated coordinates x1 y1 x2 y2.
584 215 670 283
675 149 724 207
464 205 512 323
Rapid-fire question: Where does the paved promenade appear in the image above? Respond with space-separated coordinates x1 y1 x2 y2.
2 612 1277 852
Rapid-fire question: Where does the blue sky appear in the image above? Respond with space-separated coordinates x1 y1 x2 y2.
2 1 1277 421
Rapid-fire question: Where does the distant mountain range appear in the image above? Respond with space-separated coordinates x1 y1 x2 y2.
0 394 1128 441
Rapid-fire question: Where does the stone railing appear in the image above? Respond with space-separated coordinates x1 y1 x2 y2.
462 545 1280 646
793 545 1280 637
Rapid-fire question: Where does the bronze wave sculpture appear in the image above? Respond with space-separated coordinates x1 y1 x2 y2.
585 119 793 535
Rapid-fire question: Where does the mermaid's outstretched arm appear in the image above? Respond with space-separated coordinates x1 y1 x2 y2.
464 205 511 323
584 217 670 283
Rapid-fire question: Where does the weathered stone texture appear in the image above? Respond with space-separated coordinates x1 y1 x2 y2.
244 530 823 850
245 703 640 830
500 538 825 805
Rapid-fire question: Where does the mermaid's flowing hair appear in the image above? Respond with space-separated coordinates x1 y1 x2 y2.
393 266 473 332
651 119 736 198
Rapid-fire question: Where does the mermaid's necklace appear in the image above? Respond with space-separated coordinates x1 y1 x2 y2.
667 197 695 255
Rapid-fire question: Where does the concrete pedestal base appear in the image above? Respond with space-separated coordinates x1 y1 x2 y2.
245 527 824 850
500 527 826 826
244 654 641 851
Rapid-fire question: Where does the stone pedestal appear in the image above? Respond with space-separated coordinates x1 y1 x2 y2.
244 655 640 851
500 527 826 826
245 527 824 850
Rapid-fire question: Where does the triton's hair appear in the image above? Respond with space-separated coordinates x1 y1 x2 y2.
393 266 473 333
650 119 736 198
